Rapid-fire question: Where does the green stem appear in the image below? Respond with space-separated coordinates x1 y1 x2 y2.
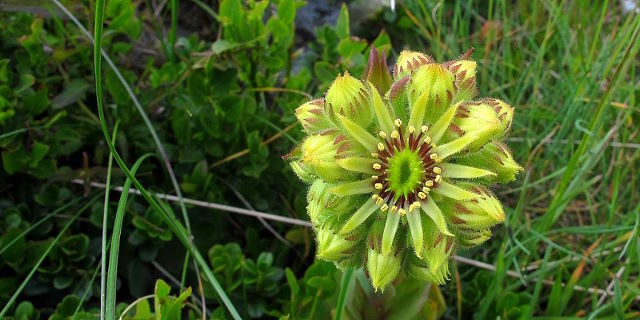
105 154 152 320
335 267 354 320
101 120 119 320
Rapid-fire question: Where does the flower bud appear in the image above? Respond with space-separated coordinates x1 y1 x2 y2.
407 216 455 285
306 180 358 226
447 60 477 102
456 141 523 183
483 98 514 136
290 160 316 183
362 47 392 96
441 183 505 230
407 255 451 286
386 76 410 119
393 50 433 79
300 134 351 182
366 247 402 292
295 99 332 134
455 228 492 247
325 72 373 128
316 226 357 262
451 101 502 152
409 64 455 121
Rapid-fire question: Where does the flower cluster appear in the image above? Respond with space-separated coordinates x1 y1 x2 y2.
288 48 522 291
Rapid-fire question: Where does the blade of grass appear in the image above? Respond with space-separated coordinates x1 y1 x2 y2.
101 120 119 320
49 0 199 296
0 194 101 318
105 154 152 320
540 17 640 231
91 0 239 317
335 267 354 320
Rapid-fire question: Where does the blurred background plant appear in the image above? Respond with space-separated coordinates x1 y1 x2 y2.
0 0 639 319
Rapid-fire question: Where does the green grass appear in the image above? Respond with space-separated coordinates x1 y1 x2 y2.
0 0 639 318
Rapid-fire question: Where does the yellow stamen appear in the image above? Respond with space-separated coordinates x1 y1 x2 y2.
412 201 421 209
370 152 378 158
408 126 415 134
430 153 438 160
425 180 434 187
390 130 400 139
394 119 402 127
374 183 383 190
378 131 387 138
418 192 427 200
390 205 397 213
371 175 378 179
375 196 384 205
398 208 406 215
435 175 442 183
421 125 428 133
377 143 385 151
424 136 432 144
422 187 430 193
380 204 389 211
373 163 382 170
433 166 442 174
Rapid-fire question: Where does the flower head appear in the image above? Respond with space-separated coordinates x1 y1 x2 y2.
288 48 522 291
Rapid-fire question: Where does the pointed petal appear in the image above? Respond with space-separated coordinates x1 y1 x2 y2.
433 134 478 160
381 212 400 255
337 114 378 151
340 198 378 234
422 198 453 236
337 157 377 174
432 181 478 200
329 179 375 196
405 210 424 257
440 163 496 179
428 102 459 143
408 92 428 129
369 82 395 133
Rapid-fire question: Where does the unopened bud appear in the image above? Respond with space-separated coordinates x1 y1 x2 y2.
316 227 357 262
325 72 373 128
362 47 392 96
453 101 502 151
409 64 455 121
457 141 523 183
295 99 331 134
290 160 316 183
394 50 433 79
455 228 492 247
442 183 505 230
300 134 351 182
447 59 477 102
367 247 402 292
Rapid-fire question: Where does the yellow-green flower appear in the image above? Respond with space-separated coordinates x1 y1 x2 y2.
288 48 522 292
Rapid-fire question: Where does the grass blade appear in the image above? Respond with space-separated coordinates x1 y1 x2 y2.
105 154 152 320
335 267 354 320
92 0 240 317
101 120 119 320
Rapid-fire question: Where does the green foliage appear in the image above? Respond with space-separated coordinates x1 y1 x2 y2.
206 243 284 318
